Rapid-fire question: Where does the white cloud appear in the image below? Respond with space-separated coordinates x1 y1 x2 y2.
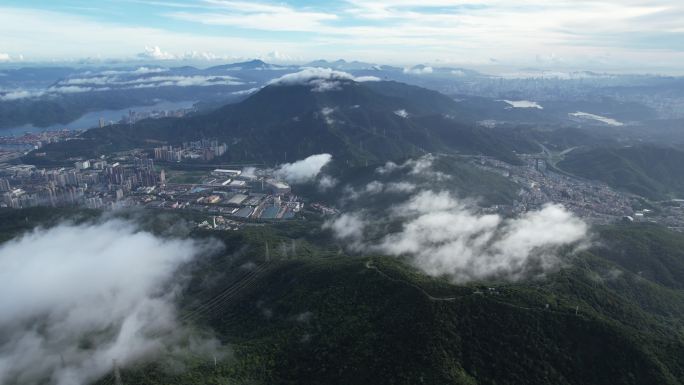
132 66 168 74
167 1 338 32
394 109 409 118
354 75 381 82
138 45 176 60
375 161 400 175
260 50 296 63
180 50 224 61
403 66 433 75
322 213 367 247
268 68 378 92
0 219 223 385
569 111 624 126
47 85 97 94
0 52 22 62
321 107 336 115
60 76 112 86
135 48 240 62
318 175 339 191
374 154 448 181
2 72 245 101
385 181 417 193
326 190 588 283
0 89 45 101
231 87 261 96
139 75 242 87
395 190 461 214
405 155 435 175
501 100 544 109
344 180 417 200
275 153 333 184
364 181 385 195
0 86 107 101
0 7 301 62
2 2 684 73
241 166 258 179
320 107 337 125
70 74 241 87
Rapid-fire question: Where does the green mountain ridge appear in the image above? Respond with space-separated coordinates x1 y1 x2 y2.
32 80 541 165
107 220 684 385
2 208 683 384
558 145 684 200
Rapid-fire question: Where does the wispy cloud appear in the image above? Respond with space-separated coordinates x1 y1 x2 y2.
274 153 332 184
0 68 244 101
0 6 297 61
0 218 224 384
0 52 23 62
167 0 337 32
326 189 588 283
1 1 684 72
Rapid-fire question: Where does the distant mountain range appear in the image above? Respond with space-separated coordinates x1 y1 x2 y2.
3 58 677 130
28 72 676 170
17 64 684 206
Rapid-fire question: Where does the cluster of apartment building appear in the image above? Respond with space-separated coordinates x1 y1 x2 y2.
470 155 684 227
0 156 164 209
154 139 228 162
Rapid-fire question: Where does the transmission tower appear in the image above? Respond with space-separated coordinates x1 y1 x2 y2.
113 359 123 385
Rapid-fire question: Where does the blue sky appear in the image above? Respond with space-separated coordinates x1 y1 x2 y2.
1 0 683 73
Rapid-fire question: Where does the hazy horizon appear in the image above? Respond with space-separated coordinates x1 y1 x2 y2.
1 0 683 75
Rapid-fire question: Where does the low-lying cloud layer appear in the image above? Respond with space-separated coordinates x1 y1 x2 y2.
275 153 333 184
376 154 449 181
0 219 221 385
403 66 434 75
268 68 379 92
0 67 244 101
54 73 242 91
326 189 588 283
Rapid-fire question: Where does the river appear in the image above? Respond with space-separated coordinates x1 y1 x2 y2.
1 100 196 137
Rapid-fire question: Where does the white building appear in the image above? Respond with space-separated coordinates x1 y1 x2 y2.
266 179 291 195
74 160 91 170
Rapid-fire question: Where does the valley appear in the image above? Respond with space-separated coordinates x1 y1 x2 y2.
1 55 683 385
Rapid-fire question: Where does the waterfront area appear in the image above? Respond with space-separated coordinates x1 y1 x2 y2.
0 129 82 152
1 100 196 136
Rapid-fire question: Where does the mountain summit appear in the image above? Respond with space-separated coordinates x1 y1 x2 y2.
77 69 537 164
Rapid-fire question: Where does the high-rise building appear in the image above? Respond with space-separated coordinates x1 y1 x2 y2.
134 157 154 170
66 171 79 186
0 178 10 192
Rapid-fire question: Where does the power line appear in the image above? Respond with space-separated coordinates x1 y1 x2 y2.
180 263 271 322
113 359 123 385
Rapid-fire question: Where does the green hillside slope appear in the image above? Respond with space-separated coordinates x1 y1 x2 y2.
31 80 539 165
558 145 684 200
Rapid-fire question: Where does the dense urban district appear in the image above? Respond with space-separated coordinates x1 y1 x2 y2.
1 116 683 232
